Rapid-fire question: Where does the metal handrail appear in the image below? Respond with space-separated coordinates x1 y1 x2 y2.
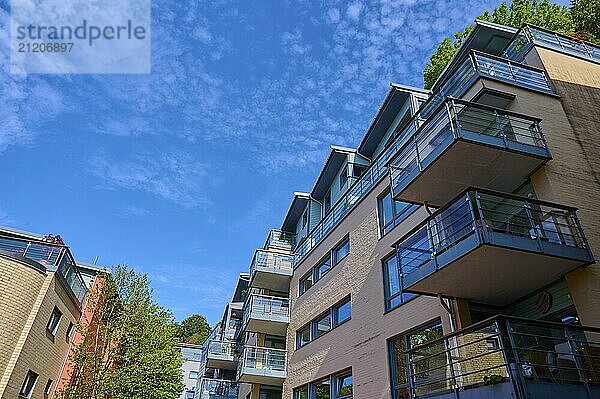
238 345 287 372
264 229 296 250
249 249 294 274
244 294 290 318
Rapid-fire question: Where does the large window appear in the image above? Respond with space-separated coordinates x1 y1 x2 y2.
378 190 419 235
388 321 443 399
383 254 416 311
19 370 38 398
189 371 199 380
296 297 351 349
294 370 353 399
47 307 62 336
299 237 349 297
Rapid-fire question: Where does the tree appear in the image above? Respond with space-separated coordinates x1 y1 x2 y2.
177 314 211 345
571 0 600 43
423 0 573 89
58 266 184 399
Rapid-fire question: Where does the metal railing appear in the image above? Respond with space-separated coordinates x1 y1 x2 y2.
238 345 287 375
503 25 600 64
198 378 238 399
389 98 549 199
0 233 87 305
406 315 600 399
243 294 289 326
250 249 294 275
422 50 554 119
395 189 590 289
206 340 239 360
264 229 296 251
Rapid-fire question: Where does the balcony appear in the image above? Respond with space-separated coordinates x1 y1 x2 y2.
394 189 593 306
0 232 87 306
264 229 295 252
249 249 293 291
237 346 286 385
422 50 555 120
389 99 551 206
406 315 600 399
242 294 289 336
198 378 238 399
205 340 239 370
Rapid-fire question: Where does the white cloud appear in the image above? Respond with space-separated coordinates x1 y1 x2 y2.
346 1 364 21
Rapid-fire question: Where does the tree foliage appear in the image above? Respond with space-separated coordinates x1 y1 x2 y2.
423 0 574 89
176 314 211 345
571 0 600 43
58 266 184 399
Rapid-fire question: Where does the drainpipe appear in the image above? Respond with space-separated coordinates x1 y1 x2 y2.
438 293 460 396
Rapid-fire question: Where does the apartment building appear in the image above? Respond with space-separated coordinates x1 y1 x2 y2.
178 343 204 399
0 227 88 399
198 20 600 399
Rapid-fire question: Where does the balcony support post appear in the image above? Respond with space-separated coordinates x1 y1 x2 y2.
494 110 509 148
503 318 530 399
443 338 460 399
471 191 490 244
523 200 544 252
413 134 423 172
565 327 594 399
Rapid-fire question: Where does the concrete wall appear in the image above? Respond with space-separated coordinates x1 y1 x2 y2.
0 255 81 399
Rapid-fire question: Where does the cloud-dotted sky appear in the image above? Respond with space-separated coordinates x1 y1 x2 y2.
0 0 563 323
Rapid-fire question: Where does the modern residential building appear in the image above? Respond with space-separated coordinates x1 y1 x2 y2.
0 227 88 399
178 343 204 399
200 21 600 399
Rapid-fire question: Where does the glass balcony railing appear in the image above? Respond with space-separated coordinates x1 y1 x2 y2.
198 378 238 399
238 346 287 378
250 249 294 276
394 189 593 303
406 315 600 399
243 294 290 326
389 98 551 203
206 340 239 361
264 229 296 251
503 24 600 64
422 50 555 119
0 232 87 305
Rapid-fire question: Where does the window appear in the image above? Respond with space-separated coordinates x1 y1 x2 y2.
334 299 351 325
383 254 416 311
315 257 331 281
65 322 74 339
352 164 366 179
378 190 419 235
297 325 311 349
336 373 352 398
339 166 348 190
324 190 331 214
389 322 443 399
43 379 53 396
47 307 62 336
295 385 309 399
189 371 199 379
185 390 195 399
333 238 349 264
314 312 332 338
302 210 308 229
314 378 331 399
299 272 314 295
19 370 38 398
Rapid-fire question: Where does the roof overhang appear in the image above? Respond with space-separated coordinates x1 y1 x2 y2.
310 145 357 200
358 84 430 159
281 192 311 232
431 19 518 92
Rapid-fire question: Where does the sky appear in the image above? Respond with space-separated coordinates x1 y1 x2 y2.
0 0 569 325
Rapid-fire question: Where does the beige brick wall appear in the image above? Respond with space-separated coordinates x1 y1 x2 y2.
0 255 81 399
284 176 450 399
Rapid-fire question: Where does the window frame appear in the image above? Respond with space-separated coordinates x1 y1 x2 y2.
334 371 353 399
332 237 349 265
299 271 314 295
47 306 63 336
333 297 351 325
302 210 308 229
293 369 352 399
312 310 332 339
296 323 311 349
298 236 349 297
377 189 419 236
296 296 351 349
19 370 38 399
43 379 53 396
339 163 348 190
189 370 199 380
382 252 417 312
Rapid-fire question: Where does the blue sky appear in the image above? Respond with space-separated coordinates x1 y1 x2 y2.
0 0 568 325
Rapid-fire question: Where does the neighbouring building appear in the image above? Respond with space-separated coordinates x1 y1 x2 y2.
178 343 203 399
201 20 600 399
0 226 88 399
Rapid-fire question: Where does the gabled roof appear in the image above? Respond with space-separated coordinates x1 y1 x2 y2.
281 192 311 232
431 19 518 92
357 84 429 159
310 145 357 200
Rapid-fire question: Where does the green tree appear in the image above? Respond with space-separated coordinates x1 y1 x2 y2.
177 314 211 345
58 266 184 399
571 0 600 43
423 0 573 89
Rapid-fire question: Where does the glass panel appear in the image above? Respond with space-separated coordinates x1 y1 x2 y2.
300 273 313 295
315 312 332 338
337 374 352 397
314 378 331 399
316 257 332 281
298 326 311 348
295 386 309 399
335 300 351 325
333 240 350 264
